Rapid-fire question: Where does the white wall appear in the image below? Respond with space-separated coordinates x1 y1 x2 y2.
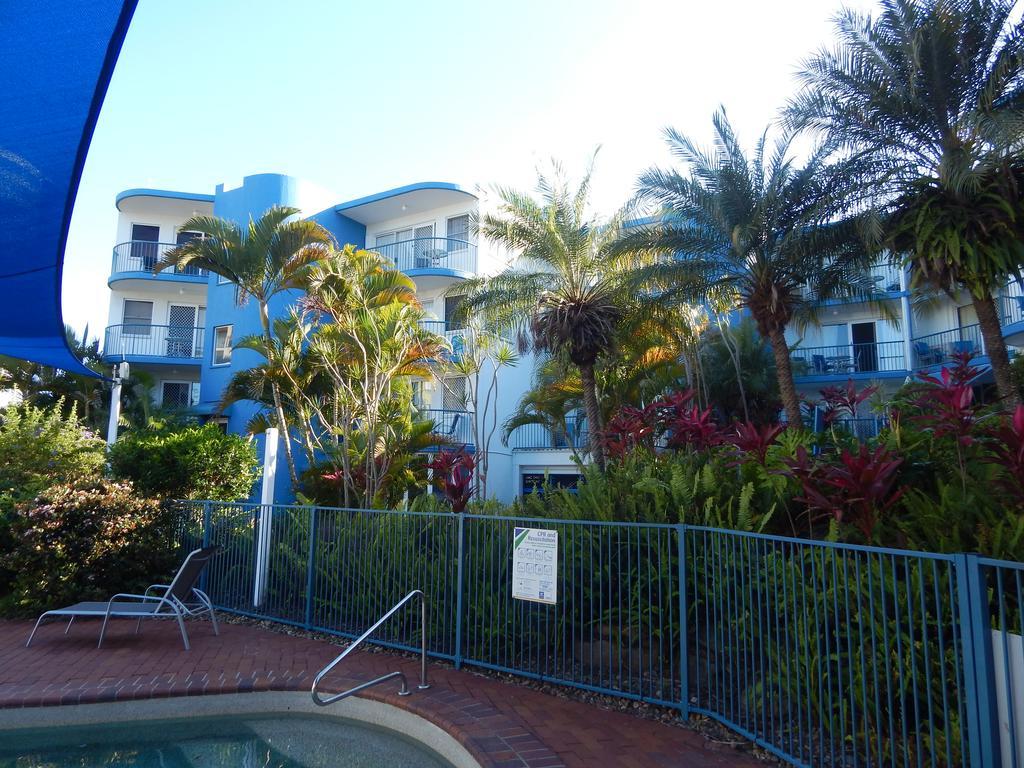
788 301 905 349
366 201 479 253
115 209 206 246
106 287 206 327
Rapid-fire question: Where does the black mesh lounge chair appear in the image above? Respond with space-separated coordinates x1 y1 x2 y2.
25 545 221 651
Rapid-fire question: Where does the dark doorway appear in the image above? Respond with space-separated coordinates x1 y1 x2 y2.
851 322 877 372
130 224 160 270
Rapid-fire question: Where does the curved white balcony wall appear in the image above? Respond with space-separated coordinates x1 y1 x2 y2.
113 190 214 252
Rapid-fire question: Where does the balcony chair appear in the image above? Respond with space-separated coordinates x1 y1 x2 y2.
913 341 942 366
440 413 463 442
950 340 975 357
812 354 829 374
26 546 221 651
416 247 447 269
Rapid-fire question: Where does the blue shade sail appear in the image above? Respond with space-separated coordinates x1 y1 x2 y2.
0 0 139 377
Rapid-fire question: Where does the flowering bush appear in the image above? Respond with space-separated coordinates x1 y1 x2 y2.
3 479 179 615
0 401 106 501
0 401 108 603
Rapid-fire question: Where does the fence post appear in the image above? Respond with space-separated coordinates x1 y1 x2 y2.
955 553 1001 768
199 502 212 593
304 506 318 630
454 512 465 670
677 524 689 719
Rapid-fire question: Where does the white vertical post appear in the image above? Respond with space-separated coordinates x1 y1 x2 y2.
106 362 128 446
253 427 278 607
900 263 914 370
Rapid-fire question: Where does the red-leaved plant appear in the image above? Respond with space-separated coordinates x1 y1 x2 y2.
601 389 723 459
819 380 878 425
784 444 906 541
427 447 475 512
912 352 980 447
656 390 722 451
601 406 657 460
725 422 786 465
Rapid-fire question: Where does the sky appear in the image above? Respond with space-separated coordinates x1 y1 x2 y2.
63 0 878 336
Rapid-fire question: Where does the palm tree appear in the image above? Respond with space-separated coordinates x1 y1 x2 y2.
220 311 327 470
157 205 334 485
456 159 688 469
786 0 1024 406
302 246 448 506
619 110 877 427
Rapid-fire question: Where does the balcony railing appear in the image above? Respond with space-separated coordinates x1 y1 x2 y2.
509 416 589 451
1001 283 1024 327
418 409 473 448
868 263 904 293
418 321 484 362
111 241 209 278
103 324 205 360
790 340 907 376
911 324 987 367
798 263 903 301
374 237 477 275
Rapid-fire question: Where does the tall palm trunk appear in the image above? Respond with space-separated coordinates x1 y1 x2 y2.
580 362 605 470
767 328 803 428
258 303 299 488
973 291 1020 408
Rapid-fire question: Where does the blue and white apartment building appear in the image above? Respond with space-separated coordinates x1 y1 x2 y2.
103 174 584 503
783 263 1024 399
102 173 1024 502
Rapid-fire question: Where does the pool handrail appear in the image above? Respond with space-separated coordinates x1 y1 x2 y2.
311 589 430 706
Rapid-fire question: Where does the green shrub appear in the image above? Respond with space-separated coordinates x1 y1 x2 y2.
2 479 179 615
109 423 259 501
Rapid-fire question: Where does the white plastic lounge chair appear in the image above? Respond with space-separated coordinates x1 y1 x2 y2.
25 545 221 651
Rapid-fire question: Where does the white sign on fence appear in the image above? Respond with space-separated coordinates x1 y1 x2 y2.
512 527 558 604
993 629 1024 768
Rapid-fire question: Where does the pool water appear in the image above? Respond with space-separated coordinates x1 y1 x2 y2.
0 714 453 768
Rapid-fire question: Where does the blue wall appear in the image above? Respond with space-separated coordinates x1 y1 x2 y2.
197 173 365 503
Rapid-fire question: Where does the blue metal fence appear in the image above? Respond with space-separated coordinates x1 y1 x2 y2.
178 501 1022 767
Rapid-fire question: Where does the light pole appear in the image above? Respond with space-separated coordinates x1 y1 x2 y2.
106 361 129 446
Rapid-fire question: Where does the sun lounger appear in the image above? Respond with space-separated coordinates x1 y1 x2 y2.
26 545 221 651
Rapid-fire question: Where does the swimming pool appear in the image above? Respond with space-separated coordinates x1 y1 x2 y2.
0 694 479 768
0 714 452 767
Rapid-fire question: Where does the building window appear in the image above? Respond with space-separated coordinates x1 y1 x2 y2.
443 376 466 410
213 325 233 365
447 214 471 250
122 300 153 336
161 382 192 409
411 380 425 409
522 472 581 496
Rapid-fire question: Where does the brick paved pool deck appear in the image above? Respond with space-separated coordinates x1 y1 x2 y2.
0 617 760 767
